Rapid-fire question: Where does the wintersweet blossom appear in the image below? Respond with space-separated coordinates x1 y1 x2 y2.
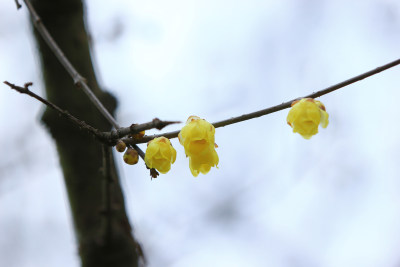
179 116 219 177
144 137 177 174
287 98 329 139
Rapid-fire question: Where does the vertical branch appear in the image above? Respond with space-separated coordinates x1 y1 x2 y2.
26 0 143 266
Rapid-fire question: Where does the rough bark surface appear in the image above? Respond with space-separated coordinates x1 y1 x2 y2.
30 0 143 266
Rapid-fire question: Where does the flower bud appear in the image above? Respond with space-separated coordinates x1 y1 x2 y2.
115 140 127 153
123 148 139 165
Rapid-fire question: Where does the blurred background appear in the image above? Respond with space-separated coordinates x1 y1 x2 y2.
1 0 400 266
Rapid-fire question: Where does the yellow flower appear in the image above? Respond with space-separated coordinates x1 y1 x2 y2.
179 116 219 177
287 98 329 139
145 137 177 174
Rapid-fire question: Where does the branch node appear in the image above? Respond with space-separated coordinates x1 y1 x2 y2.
24 82 33 89
73 75 87 88
110 129 119 140
153 118 181 130
34 17 41 25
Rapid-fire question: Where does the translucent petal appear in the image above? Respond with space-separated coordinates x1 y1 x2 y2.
320 110 329 128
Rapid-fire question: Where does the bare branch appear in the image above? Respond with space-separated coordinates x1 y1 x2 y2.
212 58 400 128
124 57 400 144
20 0 155 164
108 118 180 140
123 130 180 145
4 81 110 143
4 81 177 149
22 0 119 129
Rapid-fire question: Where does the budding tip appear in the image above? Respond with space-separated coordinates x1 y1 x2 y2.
115 140 127 153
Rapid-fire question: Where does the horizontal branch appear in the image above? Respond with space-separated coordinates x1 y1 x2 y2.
5 81 161 177
124 57 400 145
4 81 110 142
4 81 178 147
107 118 180 140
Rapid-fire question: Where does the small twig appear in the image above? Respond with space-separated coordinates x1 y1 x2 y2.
150 169 159 179
132 144 145 160
3 82 178 145
128 144 159 178
124 57 400 144
14 0 22 9
108 118 180 140
23 0 119 129
4 81 110 143
4 81 174 170
123 130 179 145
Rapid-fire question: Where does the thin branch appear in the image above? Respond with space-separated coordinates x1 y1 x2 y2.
21 0 153 160
123 130 179 145
4 81 110 142
124 57 400 144
128 143 159 178
4 81 178 150
23 0 119 129
108 118 180 140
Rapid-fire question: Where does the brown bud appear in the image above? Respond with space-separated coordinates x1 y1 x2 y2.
115 140 127 153
123 148 139 165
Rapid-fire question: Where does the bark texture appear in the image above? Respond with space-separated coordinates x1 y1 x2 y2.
30 0 143 266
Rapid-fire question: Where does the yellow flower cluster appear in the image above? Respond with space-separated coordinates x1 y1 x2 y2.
179 116 219 177
287 98 329 139
140 116 218 176
144 137 177 174
121 98 330 176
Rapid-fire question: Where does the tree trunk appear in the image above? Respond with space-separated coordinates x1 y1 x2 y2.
30 0 143 266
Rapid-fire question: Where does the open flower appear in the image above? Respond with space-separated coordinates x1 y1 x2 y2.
179 116 219 176
287 98 329 139
145 137 177 174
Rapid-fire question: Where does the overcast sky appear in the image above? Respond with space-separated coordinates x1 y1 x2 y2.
1 0 400 266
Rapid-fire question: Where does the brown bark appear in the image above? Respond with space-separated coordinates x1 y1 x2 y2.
29 0 143 266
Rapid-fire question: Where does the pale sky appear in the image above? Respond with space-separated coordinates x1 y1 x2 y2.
1 0 400 266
